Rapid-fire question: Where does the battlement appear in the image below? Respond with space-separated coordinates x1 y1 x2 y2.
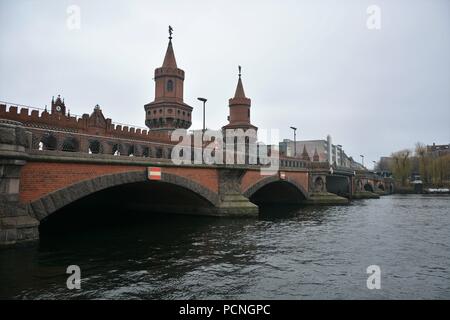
0 102 172 143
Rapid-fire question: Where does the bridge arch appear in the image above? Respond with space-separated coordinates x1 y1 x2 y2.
243 175 308 205
364 182 374 192
29 170 220 221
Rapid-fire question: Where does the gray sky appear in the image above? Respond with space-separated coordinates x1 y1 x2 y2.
1 0 449 168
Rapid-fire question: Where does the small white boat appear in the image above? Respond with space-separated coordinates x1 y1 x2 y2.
426 188 450 194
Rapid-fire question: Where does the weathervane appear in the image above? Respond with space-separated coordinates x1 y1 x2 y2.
168 25 173 40
238 65 242 78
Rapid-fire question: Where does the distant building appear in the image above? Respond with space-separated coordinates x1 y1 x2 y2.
376 157 393 172
426 143 450 157
279 135 362 169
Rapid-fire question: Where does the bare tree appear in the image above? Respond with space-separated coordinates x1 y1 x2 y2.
390 149 412 186
415 142 429 184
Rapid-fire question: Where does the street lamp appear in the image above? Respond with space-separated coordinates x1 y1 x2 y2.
197 97 207 133
290 126 297 157
360 154 365 168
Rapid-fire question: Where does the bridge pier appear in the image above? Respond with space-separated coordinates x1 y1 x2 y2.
0 120 39 247
305 173 349 205
217 169 259 217
352 177 380 199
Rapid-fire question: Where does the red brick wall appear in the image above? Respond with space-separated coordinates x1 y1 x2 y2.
241 170 266 192
241 170 309 193
19 163 220 203
285 171 309 192
20 162 144 203
163 167 219 193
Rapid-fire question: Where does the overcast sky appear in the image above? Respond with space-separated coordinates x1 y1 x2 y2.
1 0 449 168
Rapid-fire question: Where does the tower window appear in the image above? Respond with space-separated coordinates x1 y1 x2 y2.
167 80 174 92
248 109 250 118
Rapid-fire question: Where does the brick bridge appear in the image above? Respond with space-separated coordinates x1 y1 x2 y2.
0 119 394 246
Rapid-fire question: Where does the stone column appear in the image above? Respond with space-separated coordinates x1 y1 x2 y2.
0 119 39 246
216 168 258 217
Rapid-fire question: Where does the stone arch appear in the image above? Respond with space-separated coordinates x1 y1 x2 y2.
126 144 136 156
243 175 308 200
40 133 57 151
111 143 123 155
155 147 163 158
88 139 103 154
141 145 150 157
61 136 80 152
28 170 220 221
364 182 374 192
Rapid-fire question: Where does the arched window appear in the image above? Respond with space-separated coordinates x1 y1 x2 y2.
89 140 102 154
156 148 163 158
62 137 79 152
167 80 174 92
40 133 58 151
112 144 121 156
142 146 150 157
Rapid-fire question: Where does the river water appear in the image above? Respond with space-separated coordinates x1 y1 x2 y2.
0 194 449 299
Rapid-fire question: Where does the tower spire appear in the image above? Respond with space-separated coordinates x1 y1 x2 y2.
222 66 257 131
162 26 177 68
234 65 246 99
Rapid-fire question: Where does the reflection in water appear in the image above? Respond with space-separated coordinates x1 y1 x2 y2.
0 195 449 299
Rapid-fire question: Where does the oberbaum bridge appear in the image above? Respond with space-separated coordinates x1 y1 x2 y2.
0 29 394 246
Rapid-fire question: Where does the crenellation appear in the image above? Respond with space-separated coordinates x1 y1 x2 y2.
20 108 29 117
30 110 39 119
9 106 18 114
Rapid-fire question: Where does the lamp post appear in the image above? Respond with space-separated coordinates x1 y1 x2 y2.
197 97 207 133
360 154 365 168
290 126 297 157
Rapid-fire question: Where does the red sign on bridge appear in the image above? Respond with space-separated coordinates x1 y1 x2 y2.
148 167 161 180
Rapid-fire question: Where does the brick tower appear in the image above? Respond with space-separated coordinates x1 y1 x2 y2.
51 95 66 116
144 26 192 131
222 66 257 132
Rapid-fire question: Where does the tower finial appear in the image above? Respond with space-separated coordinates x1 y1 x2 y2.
168 25 173 40
238 65 242 78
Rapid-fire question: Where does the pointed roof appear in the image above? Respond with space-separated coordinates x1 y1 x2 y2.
234 77 246 98
301 145 310 161
313 147 320 162
162 40 177 68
